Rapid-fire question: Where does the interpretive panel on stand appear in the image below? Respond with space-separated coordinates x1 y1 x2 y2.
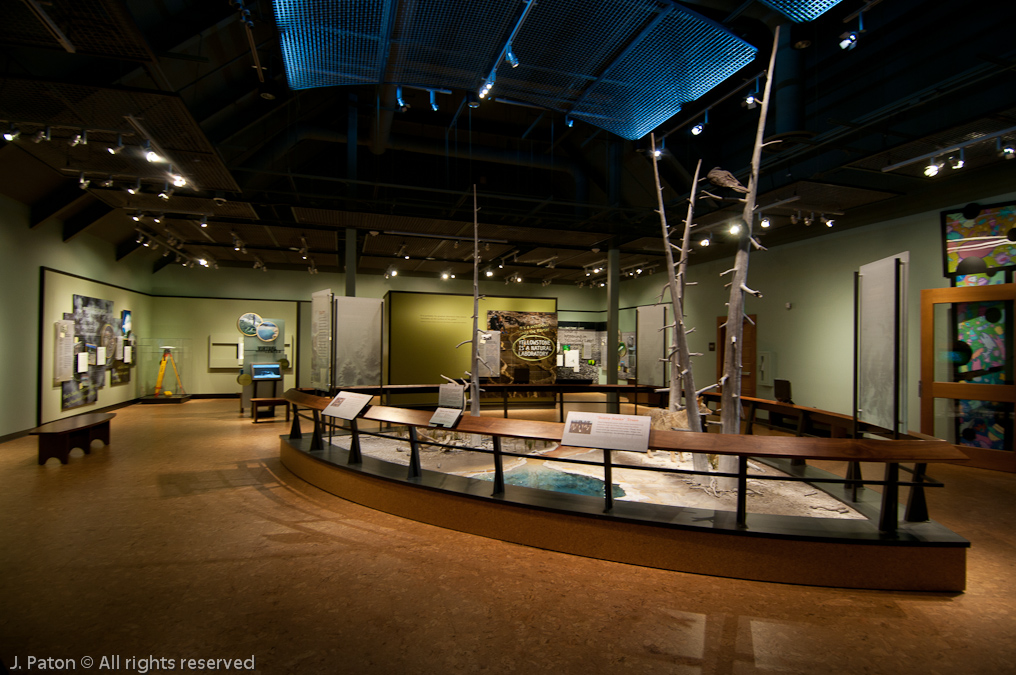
429 407 462 428
322 391 373 420
561 411 651 452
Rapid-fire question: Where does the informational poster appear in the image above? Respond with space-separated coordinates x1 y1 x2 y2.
54 320 75 383
311 289 333 391
561 411 652 453
429 407 463 428
77 352 89 373
321 391 373 420
477 331 500 377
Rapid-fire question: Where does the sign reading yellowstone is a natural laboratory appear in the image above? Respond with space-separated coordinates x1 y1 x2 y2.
513 334 555 361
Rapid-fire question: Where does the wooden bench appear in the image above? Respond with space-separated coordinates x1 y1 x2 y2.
30 412 115 465
251 398 290 423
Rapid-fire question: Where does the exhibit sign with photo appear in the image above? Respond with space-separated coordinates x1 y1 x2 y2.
487 310 557 385
561 411 651 452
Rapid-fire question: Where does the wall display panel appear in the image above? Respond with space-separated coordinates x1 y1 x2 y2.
333 296 383 388
41 269 149 424
858 252 909 433
556 328 602 382
488 310 557 385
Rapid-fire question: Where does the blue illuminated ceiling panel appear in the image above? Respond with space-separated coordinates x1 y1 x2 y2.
758 0 844 22
273 0 758 139
275 0 394 89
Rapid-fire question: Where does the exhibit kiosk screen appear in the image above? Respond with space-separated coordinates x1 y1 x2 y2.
251 363 282 380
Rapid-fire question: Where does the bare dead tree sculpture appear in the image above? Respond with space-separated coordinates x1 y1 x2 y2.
715 25 782 487
649 140 715 467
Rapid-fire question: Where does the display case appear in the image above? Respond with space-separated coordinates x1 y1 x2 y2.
137 337 192 403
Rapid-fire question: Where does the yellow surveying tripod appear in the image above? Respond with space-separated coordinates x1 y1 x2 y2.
154 347 186 396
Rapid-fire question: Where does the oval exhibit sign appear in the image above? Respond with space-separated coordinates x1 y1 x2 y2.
512 335 555 361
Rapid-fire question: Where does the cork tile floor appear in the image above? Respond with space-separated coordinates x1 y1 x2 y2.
2 398 1016 674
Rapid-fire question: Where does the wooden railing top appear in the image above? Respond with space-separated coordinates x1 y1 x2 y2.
285 389 967 463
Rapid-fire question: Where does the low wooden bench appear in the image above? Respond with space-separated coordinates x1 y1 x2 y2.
251 398 290 423
31 412 115 465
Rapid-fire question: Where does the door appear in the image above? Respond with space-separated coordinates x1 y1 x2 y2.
717 315 756 398
921 284 1016 471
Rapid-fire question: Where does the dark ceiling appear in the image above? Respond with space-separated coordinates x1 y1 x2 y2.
2 0 1015 286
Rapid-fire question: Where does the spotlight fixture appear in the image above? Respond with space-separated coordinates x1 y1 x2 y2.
790 212 800 225
99 175 114 188
1000 141 1016 159
429 89 438 112
396 86 409 112
158 182 173 200
32 127 50 143
132 211 143 222
804 212 814 227
839 31 858 50
441 272 449 280
700 237 711 247
126 178 142 195
504 45 519 68
168 167 187 187
199 215 208 228
136 232 144 243
760 217 771 229
253 258 264 270
467 92 480 109
3 124 20 141
479 77 494 99
107 134 124 154
308 259 318 275
69 131 86 147
824 215 835 227
565 115 574 128
78 172 90 189
729 223 741 235
384 265 398 280
743 94 757 109
948 150 965 170
485 268 494 277
924 160 943 177
143 140 161 163
691 109 709 136
152 214 162 224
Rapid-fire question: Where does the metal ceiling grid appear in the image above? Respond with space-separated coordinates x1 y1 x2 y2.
388 0 520 90
757 0 845 23
565 5 756 140
275 0 393 90
273 0 755 141
0 0 153 61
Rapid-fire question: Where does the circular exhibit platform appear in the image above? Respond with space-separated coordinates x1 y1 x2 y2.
280 435 968 592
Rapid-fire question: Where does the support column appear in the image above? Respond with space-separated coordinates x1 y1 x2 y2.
606 245 620 413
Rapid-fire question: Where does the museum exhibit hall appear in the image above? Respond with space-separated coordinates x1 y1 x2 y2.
3 0 1016 673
